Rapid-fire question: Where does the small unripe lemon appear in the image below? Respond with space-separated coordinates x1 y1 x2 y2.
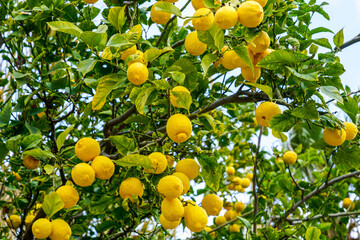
184 205 208 232
120 45 137 61
166 114 192 143
283 151 297 165
119 177 144 199
237 1 264 28
234 202 245 213
344 122 358 140
159 214 181 229
170 86 191 107
192 8 214 31
185 31 207 56
127 62 148 85
172 172 190 194
226 166 235 175
6 215 21 229
241 66 261 83
71 163 96 187
50 219 72 240
161 198 184 221
214 6 238 29
224 210 237 221
342 198 355 210
75 137 100 162
175 158 200 180
215 215 226 225
56 185 79 209
158 175 183 199
323 127 346 146
248 0 267 7
151 1 172 24
23 155 40 170
255 102 281 127
91 156 115 180
230 224 240 233
201 194 223 216
32 218 52 239
241 178 251 188
248 31 270 53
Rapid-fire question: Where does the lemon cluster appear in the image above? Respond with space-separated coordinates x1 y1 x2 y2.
213 201 246 233
31 218 71 240
225 165 253 192
322 122 358 147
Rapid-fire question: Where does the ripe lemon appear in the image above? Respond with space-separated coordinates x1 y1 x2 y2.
151 1 172 24
84 0 98 3
191 0 221 10
127 50 147 66
205 226 215 237
235 184 245 192
323 127 346 146
233 177 242 185
170 86 191 107
184 205 208 232
201 194 223 216
56 185 79 209
248 31 270 53
230 224 240 233
192 8 214 31
215 215 226 225
283 151 297 165
224 209 237 221
342 198 355 210
23 155 40 170
75 137 100 162
50 219 72 240
166 114 192 143
166 155 175 167
121 45 137 61
159 214 181 229
255 102 281 127
158 175 183 199
246 173 253 180
226 166 235 175
344 122 358 140
32 218 52 239
25 214 35 225
161 198 184 221
227 183 235 190
241 66 261 82
185 31 207 56
221 48 254 70
119 177 144 199
127 62 148 85
7 215 21 228
234 202 245 213
172 172 190 194
214 6 238 29
71 163 96 187
175 158 200 180
145 152 167 174
248 0 267 7
241 178 251 188
91 156 115 180
254 48 273 65
237 1 264 28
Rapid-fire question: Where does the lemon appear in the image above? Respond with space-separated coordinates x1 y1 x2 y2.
25 214 35 225
158 175 183 199
191 0 221 10
166 155 175 168
71 163 96 187
120 45 137 61
323 127 346 146
23 155 40 170
227 183 235 190
246 173 253 180
50 219 72 240
127 50 147 66
84 0 98 3
7 215 21 228
230 224 240 233
75 137 100 162
248 0 267 7
255 102 281 127
234 202 245 213
127 62 148 85
233 177 242 185
214 6 238 29
283 151 297 165
237 1 264 28
201 194 223 216
248 31 270 53
224 202 233 210
241 178 251 188
119 177 144 199
56 185 79 209
32 218 52 239
192 8 214 31
344 122 358 140
170 86 191 107
221 48 254 70
224 210 237 221
215 215 226 225
159 214 181 229
342 198 355 210
226 166 235 175
254 48 273 65
172 172 190 194
145 152 167 174
175 158 200 180
161 198 184 221
151 1 172 24
185 31 207 56
205 226 215 237
184 205 208 232
166 114 192 143
91 156 115 180
242 66 261 82
235 184 245 192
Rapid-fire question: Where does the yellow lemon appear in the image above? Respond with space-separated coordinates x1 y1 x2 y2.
120 45 137 61
248 0 267 7
221 48 254 70
170 86 191 107
159 214 181 229
205 226 215 237
248 31 270 53
241 66 261 82
7 215 21 228
191 0 221 10
227 183 235 190
91 156 115 180
342 198 355 210
215 215 226 225
161 198 184 221
235 184 245 192
158 175 183 199
323 127 346 146
166 155 175 168
255 102 281 127
234 202 245 213
233 177 242 185
237 1 264 28
127 62 148 85
344 122 358 140
224 210 237 221
185 31 207 56
145 152 167 174
56 185 79 209
224 202 233 210
23 155 40 170
230 224 240 232
71 163 96 187
119 177 144 199
166 114 192 143
151 1 172 24
184 205 208 232
226 166 235 175
32 218 52 239
50 219 72 240
192 8 214 31
175 158 200 180
201 194 223 216
240 178 251 188
283 151 297 165
172 172 190 194
246 173 253 180
214 6 238 29
75 137 100 162
25 214 35 225
127 50 147 66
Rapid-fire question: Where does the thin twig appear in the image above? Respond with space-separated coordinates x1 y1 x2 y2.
286 164 305 198
253 126 263 233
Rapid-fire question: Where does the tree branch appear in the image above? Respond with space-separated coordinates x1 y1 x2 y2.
284 211 360 224
335 34 360 52
103 105 137 137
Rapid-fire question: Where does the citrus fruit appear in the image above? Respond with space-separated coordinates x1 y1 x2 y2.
120 45 137 61
254 48 273 65
127 50 147 66
191 0 221 10
50 219 72 240
25 214 35 225
226 166 235 175
241 66 261 82
205 226 215 237
184 205 208 232
224 210 237 221
119 177 144 199
215 215 226 225
342 198 355 210
7 215 21 228
185 31 207 56
161 198 184 221
323 127 346 146
221 48 254 70
172 172 190 194
227 183 235 190
32 218 52 239
170 86 191 107
166 114 192 143
166 155 175 167
175 158 200 180
224 202 233 210
237 1 264 28
127 62 148 85
248 31 270 53
158 175 183 199
159 214 181 229
71 163 96 187
151 1 172 24
23 155 40 170
91 156 115 180
201 194 223 216
192 8 214 31
235 184 245 192
75 137 100 162
233 177 242 185
214 6 238 29
246 173 253 180
283 151 297 165
248 0 267 7
255 102 282 127
56 185 79 209
145 152 167 174
241 178 251 188
234 202 245 213
344 122 358 140
230 224 240 232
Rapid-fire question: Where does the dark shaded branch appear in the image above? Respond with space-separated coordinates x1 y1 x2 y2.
283 211 360 224
286 164 305 196
171 39 185 49
104 105 137 137
335 34 360 52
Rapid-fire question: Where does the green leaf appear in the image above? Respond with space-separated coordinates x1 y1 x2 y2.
56 124 75 150
171 89 192 111
154 2 181 16
109 136 136 156
305 226 321 240
197 154 222 192
285 66 318 81
44 164 54 175
21 134 42 150
201 54 217 76
333 146 360 171
135 87 155 114
237 216 251 229
47 21 83 38
0 141 9 163
92 74 126 110
291 100 319 120
42 192 65 218
144 47 173 62
197 24 224 51
269 112 296 132
23 148 56 159
78 59 97 74
113 154 152 168
314 38 332 50
320 86 343 104
89 196 113 215
244 82 273 100
204 0 221 8
333 28 344 48
257 50 296 70
233 45 254 72
318 222 332 231
80 31 107 49
108 6 126 31
272 130 288 142
153 79 172 90
336 97 358 123
106 24 142 50
6 135 22 152
48 62 69 73
0 102 11 127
